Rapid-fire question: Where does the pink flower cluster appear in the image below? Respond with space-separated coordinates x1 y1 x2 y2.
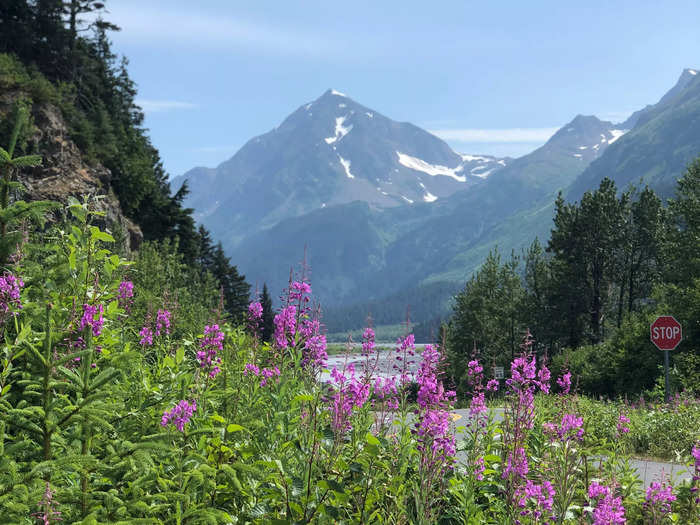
503 446 529 481
288 280 311 303
644 479 676 517
373 376 399 410
155 308 171 336
415 344 456 463
515 479 555 521
243 363 281 387
300 317 327 371
80 303 104 336
557 370 572 394
31 482 61 525
588 481 626 525
0 272 23 319
274 305 296 349
392 333 416 383
118 280 134 311
161 399 196 432
543 413 584 442
617 413 630 435
197 324 224 378
329 364 370 434
692 443 700 504
247 300 262 334
139 325 153 346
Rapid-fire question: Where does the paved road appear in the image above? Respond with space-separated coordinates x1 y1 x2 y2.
449 408 692 487
323 353 694 489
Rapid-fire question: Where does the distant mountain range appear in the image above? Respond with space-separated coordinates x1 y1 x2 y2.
174 69 700 333
173 89 509 247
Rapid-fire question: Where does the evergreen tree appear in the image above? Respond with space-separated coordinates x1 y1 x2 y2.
0 105 56 266
260 283 274 343
446 249 524 396
666 158 700 287
548 179 627 344
196 225 215 270
210 242 250 321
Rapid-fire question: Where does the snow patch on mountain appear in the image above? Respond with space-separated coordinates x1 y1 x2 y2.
338 156 355 179
401 195 414 204
396 151 467 182
330 89 347 97
689 69 697 76
607 129 627 144
471 168 495 178
460 154 491 162
325 116 353 144
366 112 374 118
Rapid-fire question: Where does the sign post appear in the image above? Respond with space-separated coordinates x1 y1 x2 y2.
650 316 682 403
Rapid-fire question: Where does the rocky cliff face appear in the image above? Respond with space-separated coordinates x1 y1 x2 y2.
0 92 142 251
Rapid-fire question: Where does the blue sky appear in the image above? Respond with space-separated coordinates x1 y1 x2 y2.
99 1 700 176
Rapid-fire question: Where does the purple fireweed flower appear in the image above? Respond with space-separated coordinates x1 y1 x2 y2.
414 344 456 466
117 280 134 312
80 303 104 336
299 317 328 371
469 391 487 416
486 379 499 392
0 272 23 319
560 413 583 438
373 376 399 410
329 364 371 434
288 280 312 303
617 413 630 435
155 309 171 336
468 359 483 378
248 301 262 321
161 399 196 432
361 326 375 356
503 447 529 480
587 482 626 525
516 479 555 521
197 324 224 379
32 482 61 525
691 443 699 503
394 333 416 383
260 366 280 387
274 305 297 349
556 371 572 394
139 325 153 346
244 363 260 376
644 479 676 518
473 457 486 481
247 300 263 335
538 363 551 393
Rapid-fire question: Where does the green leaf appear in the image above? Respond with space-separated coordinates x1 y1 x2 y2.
226 424 245 433
90 226 114 243
366 432 380 446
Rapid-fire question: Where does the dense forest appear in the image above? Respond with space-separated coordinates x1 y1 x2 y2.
0 0 251 322
446 168 700 399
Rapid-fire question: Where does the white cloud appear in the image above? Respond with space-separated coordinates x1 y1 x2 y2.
136 99 197 113
105 3 340 58
429 127 559 143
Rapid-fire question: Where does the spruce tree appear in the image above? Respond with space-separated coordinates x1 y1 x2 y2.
260 283 274 343
210 242 250 321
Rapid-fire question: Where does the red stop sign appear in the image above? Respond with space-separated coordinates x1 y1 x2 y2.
650 316 682 350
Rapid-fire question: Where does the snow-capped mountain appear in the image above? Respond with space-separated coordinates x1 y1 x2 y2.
172 89 509 246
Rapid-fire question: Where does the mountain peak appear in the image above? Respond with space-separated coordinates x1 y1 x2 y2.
319 88 348 100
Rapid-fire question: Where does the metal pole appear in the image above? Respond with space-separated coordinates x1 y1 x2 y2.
664 349 670 403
